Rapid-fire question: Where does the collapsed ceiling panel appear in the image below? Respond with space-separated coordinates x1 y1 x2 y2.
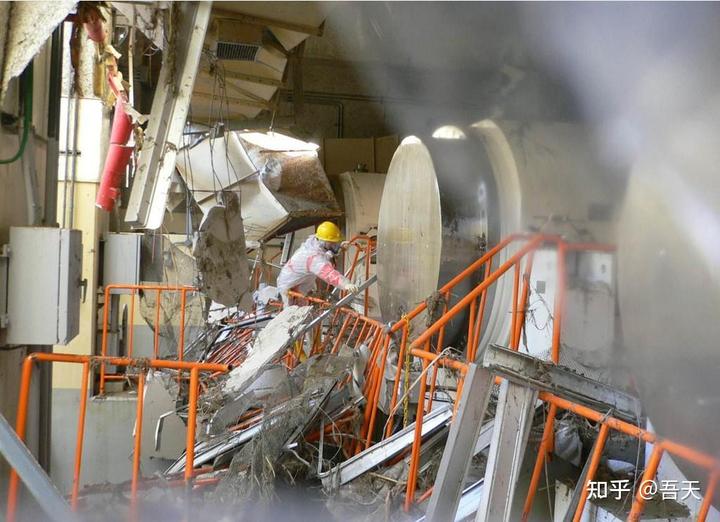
176 131 341 244
0 0 76 103
213 2 327 51
110 1 165 50
190 16 292 124
188 2 325 124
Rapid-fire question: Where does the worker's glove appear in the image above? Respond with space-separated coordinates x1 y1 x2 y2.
344 283 360 293
340 241 351 250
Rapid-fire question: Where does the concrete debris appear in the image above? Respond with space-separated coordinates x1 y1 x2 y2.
70 281 656 522
193 192 252 307
140 371 185 461
0 1 75 102
220 305 313 397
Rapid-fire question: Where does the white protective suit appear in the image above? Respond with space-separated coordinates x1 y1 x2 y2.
277 236 351 306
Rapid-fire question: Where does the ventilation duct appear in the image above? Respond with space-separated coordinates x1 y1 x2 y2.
212 20 262 62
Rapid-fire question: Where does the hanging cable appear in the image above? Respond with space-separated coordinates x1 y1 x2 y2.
0 63 33 165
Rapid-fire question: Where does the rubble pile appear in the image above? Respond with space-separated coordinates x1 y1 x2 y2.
81 297 457 521
76 288 660 522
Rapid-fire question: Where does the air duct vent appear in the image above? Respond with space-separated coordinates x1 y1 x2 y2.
216 41 260 61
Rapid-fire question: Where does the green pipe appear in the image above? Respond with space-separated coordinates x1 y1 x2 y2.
0 62 33 165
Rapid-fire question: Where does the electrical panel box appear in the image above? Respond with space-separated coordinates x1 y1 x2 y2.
102 233 142 288
6 227 82 345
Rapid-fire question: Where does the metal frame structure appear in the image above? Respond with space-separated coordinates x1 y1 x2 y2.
0 413 75 522
5 353 228 522
99 283 198 394
125 2 212 229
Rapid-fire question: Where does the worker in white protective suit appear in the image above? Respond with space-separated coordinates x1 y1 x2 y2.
277 221 359 307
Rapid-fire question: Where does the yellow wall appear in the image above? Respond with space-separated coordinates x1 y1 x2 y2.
52 181 106 389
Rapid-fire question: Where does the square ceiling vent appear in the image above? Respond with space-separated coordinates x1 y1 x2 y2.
213 20 263 61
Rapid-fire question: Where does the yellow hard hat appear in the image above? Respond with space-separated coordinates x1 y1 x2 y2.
316 221 343 242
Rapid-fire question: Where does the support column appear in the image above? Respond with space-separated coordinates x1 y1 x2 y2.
425 364 494 522
125 2 212 229
475 380 537 522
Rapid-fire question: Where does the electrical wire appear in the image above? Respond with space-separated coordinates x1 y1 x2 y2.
381 346 462 436
0 63 32 165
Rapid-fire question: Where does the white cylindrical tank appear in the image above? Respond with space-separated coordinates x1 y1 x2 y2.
376 122 622 349
339 171 386 318
468 120 621 349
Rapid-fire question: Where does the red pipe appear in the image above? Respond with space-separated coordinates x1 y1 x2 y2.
109 101 132 144
96 82 134 211
96 144 133 211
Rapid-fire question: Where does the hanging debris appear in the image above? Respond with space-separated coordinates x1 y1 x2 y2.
193 192 252 307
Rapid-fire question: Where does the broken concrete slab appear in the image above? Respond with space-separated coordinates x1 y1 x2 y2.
208 365 293 435
221 305 313 397
140 371 185 461
193 192 252 307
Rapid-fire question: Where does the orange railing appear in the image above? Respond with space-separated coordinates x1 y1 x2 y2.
6 353 228 521
342 235 376 317
395 352 720 520
360 233 613 509
360 233 719 519
287 291 387 367
525 392 720 521
99 284 197 394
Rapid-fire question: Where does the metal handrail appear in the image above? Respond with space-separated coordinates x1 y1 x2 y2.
99 284 198 394
5 353 228 521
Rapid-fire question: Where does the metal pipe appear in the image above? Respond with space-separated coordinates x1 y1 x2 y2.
43 25 63 226
6 357 36 522
698 472 718 522
573 423 610 521
471 259 493 360
521 403 558 522
154 289 162 358
627 445 664 521
130 371 146 510
128 289 136 358
510 262 520 346
70 362 90 510
178 289 187 362
68 89 80 229
405 357 429 511
185 368 200 481
365 336 391 449
551 242 566 363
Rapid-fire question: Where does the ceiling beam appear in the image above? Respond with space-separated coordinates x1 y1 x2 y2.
211 8 324 37
193 91 272 109
125 1 212 229
203 65 285 88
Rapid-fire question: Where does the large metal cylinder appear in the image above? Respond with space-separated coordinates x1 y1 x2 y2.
377 122 621 348
339 171 386 318
377 135 490 341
